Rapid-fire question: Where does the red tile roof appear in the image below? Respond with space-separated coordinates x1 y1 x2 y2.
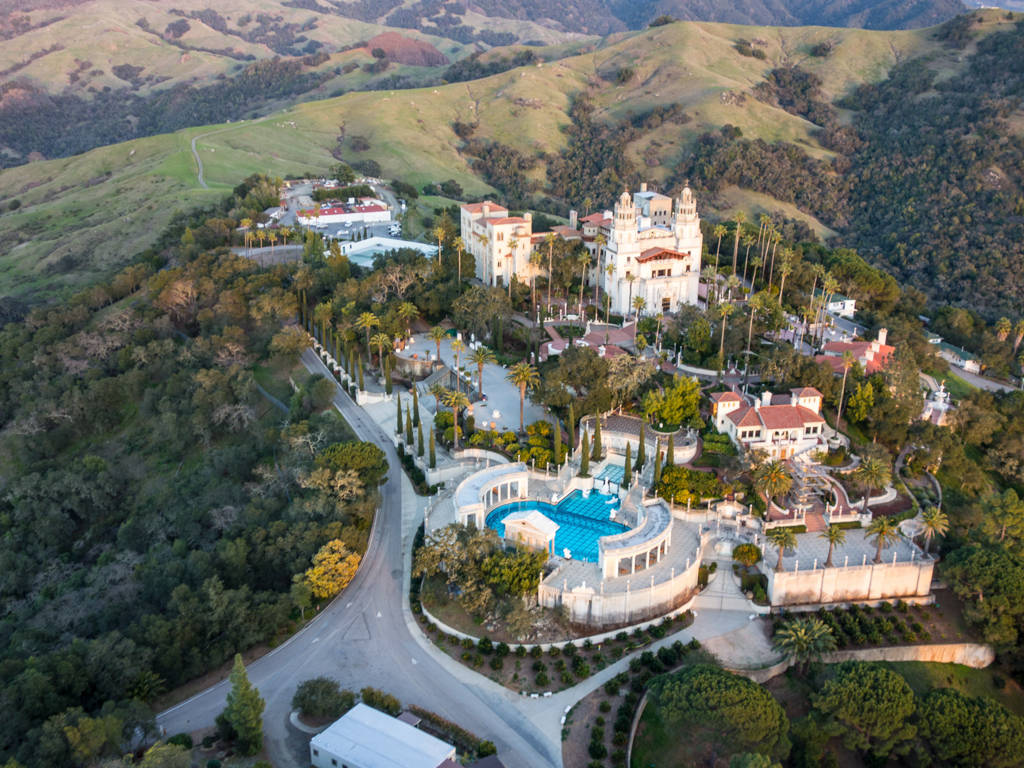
637 247 693 263
758 405 824 430
728 408 764 428
791 387 823 398
580 212 610 224
710 391 743 403
461 200 508 214
483 216 528 225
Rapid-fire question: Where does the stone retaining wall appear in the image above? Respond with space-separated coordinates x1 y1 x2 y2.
730 642 995 684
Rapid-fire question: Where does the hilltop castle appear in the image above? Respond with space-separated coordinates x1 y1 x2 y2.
460 182 702 316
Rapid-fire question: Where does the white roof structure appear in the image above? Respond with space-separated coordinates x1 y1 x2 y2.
502 510 559 539
310 704 456 768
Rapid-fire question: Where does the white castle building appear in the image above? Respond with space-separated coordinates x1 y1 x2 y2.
459 182 702 315
598 183 702 315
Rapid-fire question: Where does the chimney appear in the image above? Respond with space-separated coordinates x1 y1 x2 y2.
482 203 490 217
761 391 772 408
524 212 532 225
877 327 888 345
640 182 648 193
569 209 578 230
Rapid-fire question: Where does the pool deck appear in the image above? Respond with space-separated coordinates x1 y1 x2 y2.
543 518 703 595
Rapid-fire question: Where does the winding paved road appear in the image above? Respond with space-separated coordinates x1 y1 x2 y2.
157 349 561 768
157 348 757 767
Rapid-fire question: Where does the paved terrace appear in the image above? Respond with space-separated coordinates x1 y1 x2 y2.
543 517 702 595
775 529 930 571
405 331 548 433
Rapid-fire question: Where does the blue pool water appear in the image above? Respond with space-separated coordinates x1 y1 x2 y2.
486 490 626 562
596 464 625 485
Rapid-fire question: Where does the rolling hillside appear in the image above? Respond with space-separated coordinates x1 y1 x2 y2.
0 10 1019 312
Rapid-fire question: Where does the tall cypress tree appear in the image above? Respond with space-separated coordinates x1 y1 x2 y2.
622 443 632 488
357 357 365 391
384 357 393 394
221 654 265 755
636 423 646 470
429 430 436 469
666 434 675 466
654 441 663 485
405 404 414 445
417 420 424 457
553 418 562 465
592 415 602 462
412 387 420 428
579 430 590 477
568 402 576 450
396 395 403 435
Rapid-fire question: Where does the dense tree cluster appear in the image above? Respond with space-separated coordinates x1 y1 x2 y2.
0 176 397 767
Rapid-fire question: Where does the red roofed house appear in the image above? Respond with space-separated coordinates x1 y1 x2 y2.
816 328 894 375
296 197 391 226
460 201 534 287
712 388 826 460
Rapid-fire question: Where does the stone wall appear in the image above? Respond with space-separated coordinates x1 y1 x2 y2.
768 559 934 607
539 549 702 627
733 643 995 684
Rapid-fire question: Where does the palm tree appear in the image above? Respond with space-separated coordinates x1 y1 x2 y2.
853 456 892 511
712 223 727 273
717 301 736 382
867 515 901 564
355 312 379 350
701 266 719 306
754 460 793 506
1013 319 1024 355
370 332 391 368
507 236 519 299
529 249 544 318
240 218 252 255
451 338 465 386
741 233 756 284
996 317 1012 342
767 230 781 290
279 225 292 246
427 325 446 361
920 506 949 555
396 301 419 338
577 250 592 317
777 250 793 306
506 361 540 432
432 224 446 263
749 256 764 290
820 524 847 567
604 263 615 325
744 291 771 387
731 211 745 275
441 388 470 449
766 526 797 572
582 196 593 216
468 345 496 398
545 232 557 316
836 350 856 430
626 274 637 319
478 232 490 284
452 236 465 286
817 274 840 346
632 296 646 348
773 618 836 671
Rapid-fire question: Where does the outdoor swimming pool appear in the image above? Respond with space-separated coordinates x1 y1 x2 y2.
486 490 626 562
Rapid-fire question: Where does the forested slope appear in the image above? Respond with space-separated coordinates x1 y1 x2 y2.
0 176 388 766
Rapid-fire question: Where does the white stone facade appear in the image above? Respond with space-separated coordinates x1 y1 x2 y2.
459 201 534 287
599 184 702 315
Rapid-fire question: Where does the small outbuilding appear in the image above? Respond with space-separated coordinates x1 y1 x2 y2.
310 703 456 768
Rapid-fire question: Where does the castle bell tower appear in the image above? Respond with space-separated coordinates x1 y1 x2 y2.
673 181 702 267
612 188 636 245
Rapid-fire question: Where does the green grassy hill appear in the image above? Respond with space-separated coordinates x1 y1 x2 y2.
0 12 1016 303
